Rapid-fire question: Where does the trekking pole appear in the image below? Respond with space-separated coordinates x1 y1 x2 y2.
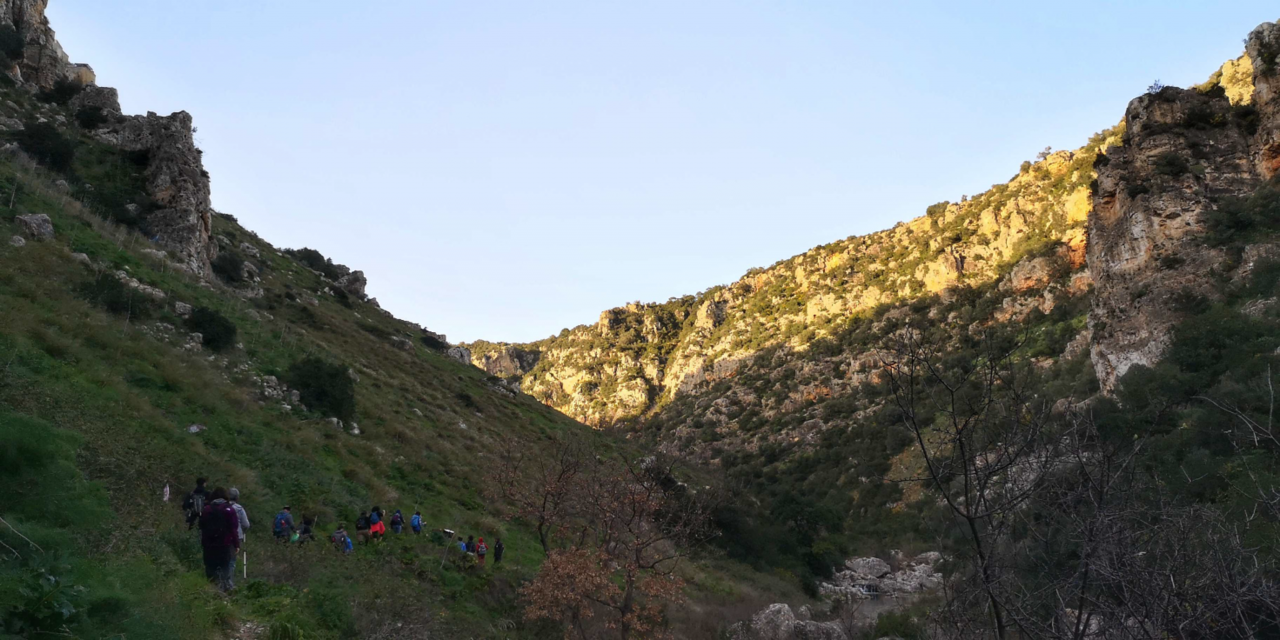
243 551 247 579
439 525 456 569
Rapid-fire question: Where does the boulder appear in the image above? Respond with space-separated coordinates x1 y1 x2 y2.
391 336 413 352
174 301 192 317
70 252 90 266
335 270 367 298
15 213 53 240
447 346 472 365
845 557 891 579
8 235 24 247
238 242 260 259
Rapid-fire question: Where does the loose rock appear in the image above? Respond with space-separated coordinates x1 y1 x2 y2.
15 213 53 240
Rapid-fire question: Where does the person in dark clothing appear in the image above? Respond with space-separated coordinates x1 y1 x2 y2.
198 487 240 592
295 516 316 544
390 509 404 534
493 538 505 565
466 535 476 554
356 511 371 544
182 477 209 529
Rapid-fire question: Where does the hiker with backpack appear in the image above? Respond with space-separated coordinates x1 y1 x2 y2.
457 536 467 552
182 477 209 530
493 538 505 565
369 506 386 540
476 537 488 566
272 506 295 541
410 511 423 535
198 487 240 592
356 511 371 544
390 509 404 534
466 535 476 554
331 525 354 554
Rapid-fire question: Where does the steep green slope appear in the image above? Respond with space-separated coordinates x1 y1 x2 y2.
0 80 625 638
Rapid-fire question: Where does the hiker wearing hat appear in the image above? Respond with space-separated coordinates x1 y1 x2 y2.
272 505 295 541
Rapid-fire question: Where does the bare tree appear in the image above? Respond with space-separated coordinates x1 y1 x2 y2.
883 328 1059 640
520 454 716 639
488 434 588 554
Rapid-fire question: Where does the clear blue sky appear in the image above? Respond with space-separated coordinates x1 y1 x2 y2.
46 1 1277 342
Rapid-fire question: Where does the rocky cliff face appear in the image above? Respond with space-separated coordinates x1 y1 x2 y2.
0 0 80 90
478 132 1111 427
1089 23 1280 393
95 111 216 275
1 0 217 277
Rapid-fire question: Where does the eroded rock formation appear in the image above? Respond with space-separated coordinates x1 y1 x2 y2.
1089 23 1278 393
95 111 215 276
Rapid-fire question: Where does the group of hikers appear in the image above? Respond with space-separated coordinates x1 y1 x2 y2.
182 478 505 592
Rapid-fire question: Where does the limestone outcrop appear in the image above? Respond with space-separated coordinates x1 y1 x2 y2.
472 344 539 378
0 0 80 90
1089 22 1279 393
95 111 215 276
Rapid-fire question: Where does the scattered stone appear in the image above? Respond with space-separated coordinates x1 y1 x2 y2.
187 424 206 433
114 270 166 300
458 421 468 430
174 301 193 317
182 333 203 351
327 417 343 430
820 552 943 600
391 336 413 351
140 248 168 261
238 242 260 259
0 117 22 132
412 408 423 417
70 252 91 266
15 213 54 240
348 422 361 435
8 235 23 247
728 603 844 640
53 179 70 192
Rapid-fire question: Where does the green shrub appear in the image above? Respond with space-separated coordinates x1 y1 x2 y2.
1125 183 1150 198
185 306 237 352
36 78 84 105
286 247 345 280
210 250 244 284
1154 151 1189 177
1183 104 1226 129
77 273 153 319
287 357 355 420
15 121 77 173
74 106 109 130
872 611 925 639
1205 177 1280 245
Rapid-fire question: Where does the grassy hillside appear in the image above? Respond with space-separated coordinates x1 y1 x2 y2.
0 79 634 639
